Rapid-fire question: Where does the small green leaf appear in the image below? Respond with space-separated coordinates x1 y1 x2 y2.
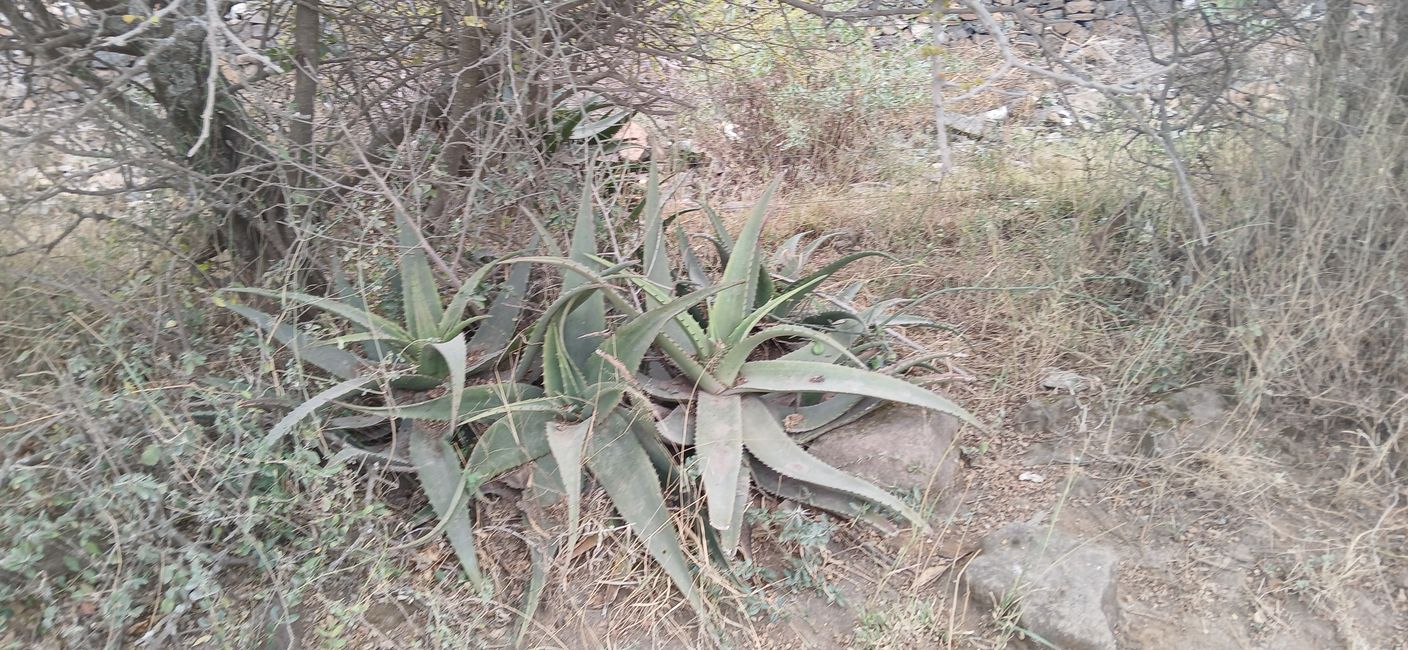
140 444 161 466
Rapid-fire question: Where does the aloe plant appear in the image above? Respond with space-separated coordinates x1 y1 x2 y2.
217 215 539 592
494 186 745 614
224 171 983 617
623 171 984 556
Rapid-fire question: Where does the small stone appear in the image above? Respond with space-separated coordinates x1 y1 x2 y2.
1040 368 1099 393
1066 0 1098 11
1019 472 1046 483
1051 21 1077 34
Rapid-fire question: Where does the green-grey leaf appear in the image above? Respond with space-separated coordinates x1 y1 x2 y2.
584 412 702 614
702 204 733 258
693 392 746 554
466 259 532 370
466 410 554 487
658 405 693 445
345 383 539 422
641 164 673 292
564 186 607 366
676 224 711 288
264 375 380 448
779 393 868 434
545 419 590 553
731 360 982 430
409 423 488 592
727 273 831 347
570 109 631 140
439 253 520 338
225 304 368 380
774 251 897 317
223 288 410 342
749 458 897 534
434 331 473 429
621 274 708 359
398 216 445 340
586 282 734 384
739 396 925 529
714 325 863 385
709 178 780 342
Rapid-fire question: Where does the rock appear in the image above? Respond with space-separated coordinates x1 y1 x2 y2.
963 523 1121 650
1121 386 1230 457
1065 89 1107 117
807 405 961 494
1014 395 1080 434
1040 368 1099 393
1066 0 1098 12
945 113 988 139
1159 386 1225 424
1020 441 1087 467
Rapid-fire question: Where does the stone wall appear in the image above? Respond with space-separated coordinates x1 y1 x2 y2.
862 0 1134 47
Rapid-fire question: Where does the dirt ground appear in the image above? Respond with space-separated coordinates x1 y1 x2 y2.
289 378 1404 649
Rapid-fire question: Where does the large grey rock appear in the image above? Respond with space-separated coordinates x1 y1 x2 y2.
962 523 1121 650
806 405 960 494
